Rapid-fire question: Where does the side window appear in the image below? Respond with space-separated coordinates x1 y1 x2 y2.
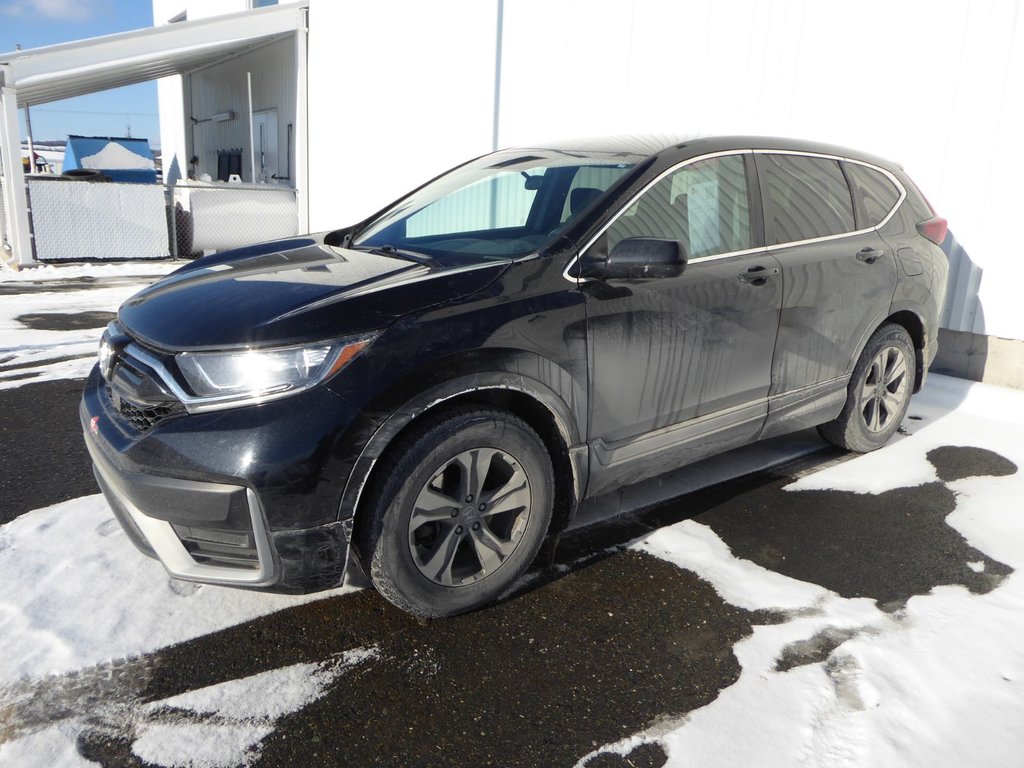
845 162 900 227
761 155 855 244
606 154 752 259
405 170 540 238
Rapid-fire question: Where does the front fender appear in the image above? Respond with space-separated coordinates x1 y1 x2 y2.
337 367 587 528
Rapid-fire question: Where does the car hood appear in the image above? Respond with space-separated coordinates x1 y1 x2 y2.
118 235 509 351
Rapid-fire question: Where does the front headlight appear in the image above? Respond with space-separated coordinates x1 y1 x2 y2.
176 334 375 405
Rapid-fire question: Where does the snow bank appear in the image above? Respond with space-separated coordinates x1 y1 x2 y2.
80 143 155 171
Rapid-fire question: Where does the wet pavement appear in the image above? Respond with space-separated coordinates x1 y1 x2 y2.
0 379 93 524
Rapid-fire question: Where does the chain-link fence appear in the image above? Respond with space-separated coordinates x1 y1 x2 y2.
168 183 298 259
23 177 298 262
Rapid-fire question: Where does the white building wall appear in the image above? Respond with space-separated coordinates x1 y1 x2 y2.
497 0 1024 341
147 0 1023 342
305 0 498 232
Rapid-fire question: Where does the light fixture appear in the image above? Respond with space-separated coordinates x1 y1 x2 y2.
190 111 236 124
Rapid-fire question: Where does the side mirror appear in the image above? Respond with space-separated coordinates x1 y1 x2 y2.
587 237 686 279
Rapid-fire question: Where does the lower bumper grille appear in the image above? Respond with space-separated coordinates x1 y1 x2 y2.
172 524 260 570
116 395 184 432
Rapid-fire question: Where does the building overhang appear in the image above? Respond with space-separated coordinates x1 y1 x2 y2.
0 3 308 107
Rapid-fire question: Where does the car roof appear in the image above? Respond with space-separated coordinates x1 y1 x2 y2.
518 133 899 171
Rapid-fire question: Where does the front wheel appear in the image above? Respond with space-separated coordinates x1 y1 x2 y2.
818 323 916 453
359 406 554 617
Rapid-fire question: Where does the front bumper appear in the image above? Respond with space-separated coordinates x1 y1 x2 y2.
80 366 363 592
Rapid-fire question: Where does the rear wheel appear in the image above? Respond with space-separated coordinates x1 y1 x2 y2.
818 323 916 453
359 406 554 617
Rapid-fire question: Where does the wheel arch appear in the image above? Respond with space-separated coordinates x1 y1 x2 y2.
342 368 587 563
884 308 927 393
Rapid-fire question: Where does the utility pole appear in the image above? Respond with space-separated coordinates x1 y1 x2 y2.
15 45 35 174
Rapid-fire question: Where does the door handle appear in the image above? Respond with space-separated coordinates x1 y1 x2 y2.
856 247 884 264
738 265 780 285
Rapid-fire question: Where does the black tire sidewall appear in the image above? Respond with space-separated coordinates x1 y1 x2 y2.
366 409 553 617
826 324 916 452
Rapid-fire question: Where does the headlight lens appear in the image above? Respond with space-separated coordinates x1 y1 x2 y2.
176 335 374 402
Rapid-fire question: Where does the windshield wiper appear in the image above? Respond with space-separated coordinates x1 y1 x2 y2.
350 244 442 269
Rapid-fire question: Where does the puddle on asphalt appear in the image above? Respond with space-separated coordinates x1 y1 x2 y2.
697 445 1016 610
15 310 116 331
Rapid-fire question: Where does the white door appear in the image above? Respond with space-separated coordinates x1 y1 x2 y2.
252 109 279 182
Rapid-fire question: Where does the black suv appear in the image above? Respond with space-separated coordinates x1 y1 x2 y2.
82 135 948 616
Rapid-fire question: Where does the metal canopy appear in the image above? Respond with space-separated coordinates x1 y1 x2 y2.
0 3 307 107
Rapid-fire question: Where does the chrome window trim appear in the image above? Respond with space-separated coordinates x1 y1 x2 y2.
563 148 907 282
563 149 752 282
752 149 907 236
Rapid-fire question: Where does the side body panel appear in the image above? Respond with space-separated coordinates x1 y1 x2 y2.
756 151 899 440
879 170 949 373
582 247 782 495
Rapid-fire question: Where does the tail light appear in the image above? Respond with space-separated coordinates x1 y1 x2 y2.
917 217 948 245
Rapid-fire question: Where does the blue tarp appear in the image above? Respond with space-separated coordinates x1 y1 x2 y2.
63 135 157 184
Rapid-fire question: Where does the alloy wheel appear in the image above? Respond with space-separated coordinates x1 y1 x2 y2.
860 345 909 433
408 447 533 587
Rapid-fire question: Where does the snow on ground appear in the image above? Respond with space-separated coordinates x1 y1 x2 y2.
131 648 379 768
0 284 141 389
0 648 379 768
0 494 353 682
579 374 1024 768
0 261 182 283
0 262 180 389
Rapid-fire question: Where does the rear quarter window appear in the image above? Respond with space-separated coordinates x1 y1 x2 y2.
844 162 901 226
760 154 856 244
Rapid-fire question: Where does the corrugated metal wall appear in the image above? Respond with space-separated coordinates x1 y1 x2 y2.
188 36 297 185
494 0 1024 341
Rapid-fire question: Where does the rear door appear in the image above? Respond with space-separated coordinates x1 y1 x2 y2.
755 152 898 436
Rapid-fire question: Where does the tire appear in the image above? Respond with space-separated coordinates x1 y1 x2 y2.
359 406 554 618
818 323 916 453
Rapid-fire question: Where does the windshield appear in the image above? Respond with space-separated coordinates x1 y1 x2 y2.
351 150 641 266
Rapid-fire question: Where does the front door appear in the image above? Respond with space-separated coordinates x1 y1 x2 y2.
582 153 783 496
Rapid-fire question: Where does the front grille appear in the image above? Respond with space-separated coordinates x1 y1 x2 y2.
103 340 185 434
115 395 184 432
